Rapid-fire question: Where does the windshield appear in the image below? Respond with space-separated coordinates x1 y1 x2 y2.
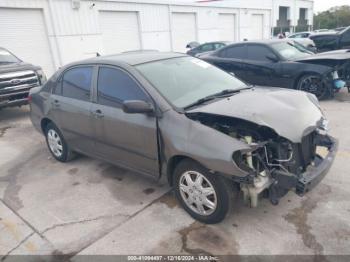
136 57 247 108
0 49 20 64
271 41 312 60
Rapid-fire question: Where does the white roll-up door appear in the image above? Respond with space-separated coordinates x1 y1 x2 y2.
99 11 141 55
251 14 264 40
172 12 196 53
218 14 236 41
0 8 55 76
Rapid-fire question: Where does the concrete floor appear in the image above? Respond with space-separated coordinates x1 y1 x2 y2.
0 91 350 260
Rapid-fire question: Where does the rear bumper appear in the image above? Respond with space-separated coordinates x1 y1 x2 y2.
296 134 338 196
0 88 32 108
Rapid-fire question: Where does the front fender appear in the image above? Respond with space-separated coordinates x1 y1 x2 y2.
159 111 251 179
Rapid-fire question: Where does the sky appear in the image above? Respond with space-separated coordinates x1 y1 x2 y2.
313 0 350 13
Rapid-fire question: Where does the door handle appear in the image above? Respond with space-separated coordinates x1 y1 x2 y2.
93 109 104 119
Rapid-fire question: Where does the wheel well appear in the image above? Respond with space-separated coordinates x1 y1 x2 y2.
40 118 52 134
166 155 196 186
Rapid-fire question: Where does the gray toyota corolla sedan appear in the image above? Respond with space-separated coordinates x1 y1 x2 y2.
29 52 337 224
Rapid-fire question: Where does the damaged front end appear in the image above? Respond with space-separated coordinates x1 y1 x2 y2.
296 51 350 94
187 113 338 208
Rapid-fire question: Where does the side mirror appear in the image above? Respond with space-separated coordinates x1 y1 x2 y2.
122 100 154 114
266 54 279 62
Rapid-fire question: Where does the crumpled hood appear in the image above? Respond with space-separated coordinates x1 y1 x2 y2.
294 50 350 62
187 87 324 143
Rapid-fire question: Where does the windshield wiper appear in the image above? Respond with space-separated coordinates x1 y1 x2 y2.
184 88 249 110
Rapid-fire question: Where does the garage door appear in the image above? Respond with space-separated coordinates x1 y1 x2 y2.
99 11 141 55
172 12 196 53
218 14 235 41
0 8 55 76
251 14 264 40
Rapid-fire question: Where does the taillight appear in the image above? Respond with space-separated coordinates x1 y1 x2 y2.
28 95 32 103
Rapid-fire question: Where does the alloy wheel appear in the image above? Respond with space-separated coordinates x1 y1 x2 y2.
298 75 326 98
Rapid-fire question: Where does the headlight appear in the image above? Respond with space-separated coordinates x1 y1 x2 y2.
319 117 329 132
36 69 47 85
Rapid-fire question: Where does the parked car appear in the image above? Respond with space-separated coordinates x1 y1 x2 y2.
186 41 230 56
313 29 330 33
334 27 347 32
288 31 312 39
30 52 337 223
0 47 46 109
310 26 350 52
199 39 349 99
292 38 317 53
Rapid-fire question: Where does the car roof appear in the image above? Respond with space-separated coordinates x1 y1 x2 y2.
74 51 186 66
203 41 231 44
290 31 311 35
226 39 288 46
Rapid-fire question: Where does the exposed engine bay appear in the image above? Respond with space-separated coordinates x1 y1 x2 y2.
187 112 336 207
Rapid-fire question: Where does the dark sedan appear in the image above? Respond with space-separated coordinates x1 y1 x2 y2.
186 41 230 57
199 40 349 99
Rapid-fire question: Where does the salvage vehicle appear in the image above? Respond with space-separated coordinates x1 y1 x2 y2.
186 41 230 57
310 26 350 52
0 47 46 109
199 39 349 99
29 52 337 224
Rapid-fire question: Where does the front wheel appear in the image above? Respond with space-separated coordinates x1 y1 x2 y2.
296 74 330 100
173 160 233 224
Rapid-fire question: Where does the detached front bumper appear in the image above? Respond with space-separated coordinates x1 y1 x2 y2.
271 134 338 201
296 134 338 196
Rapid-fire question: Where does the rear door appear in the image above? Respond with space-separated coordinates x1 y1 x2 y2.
91 66 159 176
50 66 95 154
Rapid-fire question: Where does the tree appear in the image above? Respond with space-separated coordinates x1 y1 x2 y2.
314 5 350 29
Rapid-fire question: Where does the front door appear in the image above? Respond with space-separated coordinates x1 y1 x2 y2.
91 66 159 176
244 44 282 87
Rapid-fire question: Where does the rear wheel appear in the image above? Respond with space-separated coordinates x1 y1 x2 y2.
296 74 329 100
45 122 75 162
173 159 233 224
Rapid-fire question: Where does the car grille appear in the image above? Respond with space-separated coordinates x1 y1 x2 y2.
0 70 39 92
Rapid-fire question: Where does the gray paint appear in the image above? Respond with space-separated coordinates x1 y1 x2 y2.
30 52 326 181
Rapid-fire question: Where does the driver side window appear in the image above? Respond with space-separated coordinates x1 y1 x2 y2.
247 45 275 62
97 67 148 107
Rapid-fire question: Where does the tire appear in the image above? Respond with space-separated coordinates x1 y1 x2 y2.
296 74 330 100
45 122 75 162
173 159 233 224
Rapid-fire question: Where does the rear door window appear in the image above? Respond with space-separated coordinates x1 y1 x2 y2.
219 45 246 59
61 66 93 101
97 67 148 107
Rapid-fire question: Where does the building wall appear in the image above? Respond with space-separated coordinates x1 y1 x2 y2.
0 0 278 75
